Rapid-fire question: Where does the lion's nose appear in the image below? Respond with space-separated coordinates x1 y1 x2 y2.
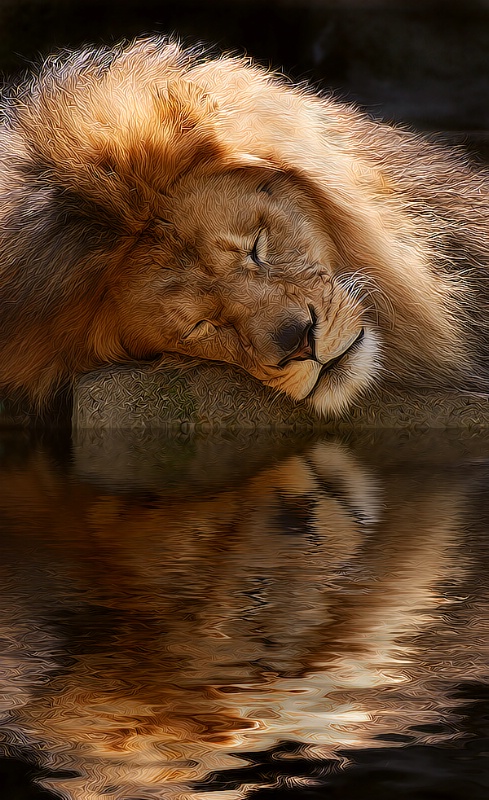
275 318 314 367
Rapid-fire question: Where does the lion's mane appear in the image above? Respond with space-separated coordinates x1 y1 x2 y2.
1 37 488 412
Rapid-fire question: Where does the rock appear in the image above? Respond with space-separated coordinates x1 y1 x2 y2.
73 362 489 430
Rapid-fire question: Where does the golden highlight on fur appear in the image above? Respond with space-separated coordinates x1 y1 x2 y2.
1 36 489 417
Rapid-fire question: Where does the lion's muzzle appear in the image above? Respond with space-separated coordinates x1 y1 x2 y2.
275 316 315 367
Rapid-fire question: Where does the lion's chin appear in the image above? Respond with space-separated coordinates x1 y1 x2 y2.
306 327 381 418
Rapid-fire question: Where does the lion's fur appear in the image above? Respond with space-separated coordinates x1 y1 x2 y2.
1 37 489 415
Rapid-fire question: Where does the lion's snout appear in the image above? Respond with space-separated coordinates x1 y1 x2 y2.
274 316 315 368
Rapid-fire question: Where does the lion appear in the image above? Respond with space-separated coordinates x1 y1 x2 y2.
1 36 489 417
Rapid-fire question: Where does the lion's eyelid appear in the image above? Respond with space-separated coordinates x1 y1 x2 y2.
182 319 218 341
250 228 268 266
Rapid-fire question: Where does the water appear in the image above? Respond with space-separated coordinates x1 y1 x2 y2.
0 428 488 800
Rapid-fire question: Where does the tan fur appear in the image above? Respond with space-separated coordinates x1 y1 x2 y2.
1 37 488 416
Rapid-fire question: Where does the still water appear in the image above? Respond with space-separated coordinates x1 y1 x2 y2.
0 428 488 800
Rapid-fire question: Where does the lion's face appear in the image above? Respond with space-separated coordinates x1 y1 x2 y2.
112 167 380 415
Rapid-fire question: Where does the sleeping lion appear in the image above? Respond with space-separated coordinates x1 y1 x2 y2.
1 36 488 417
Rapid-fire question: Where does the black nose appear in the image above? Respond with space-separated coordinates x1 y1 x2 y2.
275 318 314 367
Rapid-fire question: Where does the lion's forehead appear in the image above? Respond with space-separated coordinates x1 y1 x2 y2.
162 191 327 265
165 169 305 229
170 194 268 238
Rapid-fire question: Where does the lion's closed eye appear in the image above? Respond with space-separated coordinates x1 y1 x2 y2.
182 320 218 341
249 228 268 267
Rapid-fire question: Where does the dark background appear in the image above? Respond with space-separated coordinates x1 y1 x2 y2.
0 0 488 150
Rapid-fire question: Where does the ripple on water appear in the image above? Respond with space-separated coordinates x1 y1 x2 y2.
0 429 488 799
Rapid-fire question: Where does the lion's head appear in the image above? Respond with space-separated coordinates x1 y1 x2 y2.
112 166 379 416
0 37 471 415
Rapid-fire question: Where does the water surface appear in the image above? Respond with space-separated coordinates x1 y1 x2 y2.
0 428 488 799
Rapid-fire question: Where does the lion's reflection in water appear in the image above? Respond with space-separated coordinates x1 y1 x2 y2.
0 431 487 799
